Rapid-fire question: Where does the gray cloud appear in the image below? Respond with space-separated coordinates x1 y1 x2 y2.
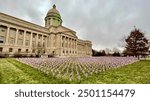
0 0 150 50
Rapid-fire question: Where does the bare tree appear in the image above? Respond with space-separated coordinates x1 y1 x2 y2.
125 27 149 58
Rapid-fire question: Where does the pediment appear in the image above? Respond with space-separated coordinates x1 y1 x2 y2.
48 26 77 38
57 26 75 33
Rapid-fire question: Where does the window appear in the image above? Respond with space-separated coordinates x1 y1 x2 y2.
18 39 23 45
38 36 41 39
32 49 35 53
9 48 13 52
43 43 45 47
43 37 46 40
62 36 64 40
19 30 23 36
0 26 7 36
19 32 22 36
62 43 64 47
26 32 31 40
32 41 36 47
18 30 24 39
53 42 55 46
0 36 4 44
25 40 30 46
26 49 29 53
33 34 36 38
18 49 21 53
1 29 5 32
9 28 16 38
38 42 41 47
0 47 3 52
9 38 15 44
43 50 45 53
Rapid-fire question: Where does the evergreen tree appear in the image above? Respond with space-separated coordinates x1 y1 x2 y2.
101 50 106 56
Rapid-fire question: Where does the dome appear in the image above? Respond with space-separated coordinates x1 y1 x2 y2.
46 5 61 18
45 4 62 27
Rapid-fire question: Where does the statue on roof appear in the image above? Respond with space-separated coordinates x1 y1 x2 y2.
53 4 56 9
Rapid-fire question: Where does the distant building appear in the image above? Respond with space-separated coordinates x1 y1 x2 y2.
0 5 92 57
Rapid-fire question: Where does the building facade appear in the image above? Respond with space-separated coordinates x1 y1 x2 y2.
0 5 92 57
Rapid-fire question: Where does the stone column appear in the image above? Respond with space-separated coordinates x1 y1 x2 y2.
73 39 75 49
64 36 67 55
61 36 63 48
75 39 76 55
66 37 69 51
5 27 10 45
70 38 72 55
74 39 76 54
45 36 47 48
60 35 63 55
63 36 65 48
75 40 77 49
47 35 49 47
50 34 52 47
56 34 58 47
66 37 67 48
48 35 51 47
68 38 70 55
15 29 18 46
44 36 47 54
64 36 66 48
70 38 72 54
76 41 78 55
50 34 54 47
71 39 73 50
67 37 69 54
61 35 63 48
69 38 71 49
71 39 73 54
36 33 38 47
57 34 61 56
30 33 33 47
71 39 73 55
68 38 70 49
41 35 43 47
72 39 74 49
74 40 76 49
23 31 26 46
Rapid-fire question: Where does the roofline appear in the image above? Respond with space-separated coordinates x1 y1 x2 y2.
61 25 76 33
0 12 49 33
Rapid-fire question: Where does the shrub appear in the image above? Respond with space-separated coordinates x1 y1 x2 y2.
0 53 9 58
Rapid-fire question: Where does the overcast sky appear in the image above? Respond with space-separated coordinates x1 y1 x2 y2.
0 0 150 51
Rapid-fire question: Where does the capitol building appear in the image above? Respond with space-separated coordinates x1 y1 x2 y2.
0 5 92 57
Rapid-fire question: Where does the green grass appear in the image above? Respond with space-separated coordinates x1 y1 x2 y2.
0 58 150 84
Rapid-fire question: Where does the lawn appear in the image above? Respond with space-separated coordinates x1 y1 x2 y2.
0 58 150 84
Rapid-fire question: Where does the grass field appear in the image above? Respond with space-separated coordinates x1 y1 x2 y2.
0 58 150 84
